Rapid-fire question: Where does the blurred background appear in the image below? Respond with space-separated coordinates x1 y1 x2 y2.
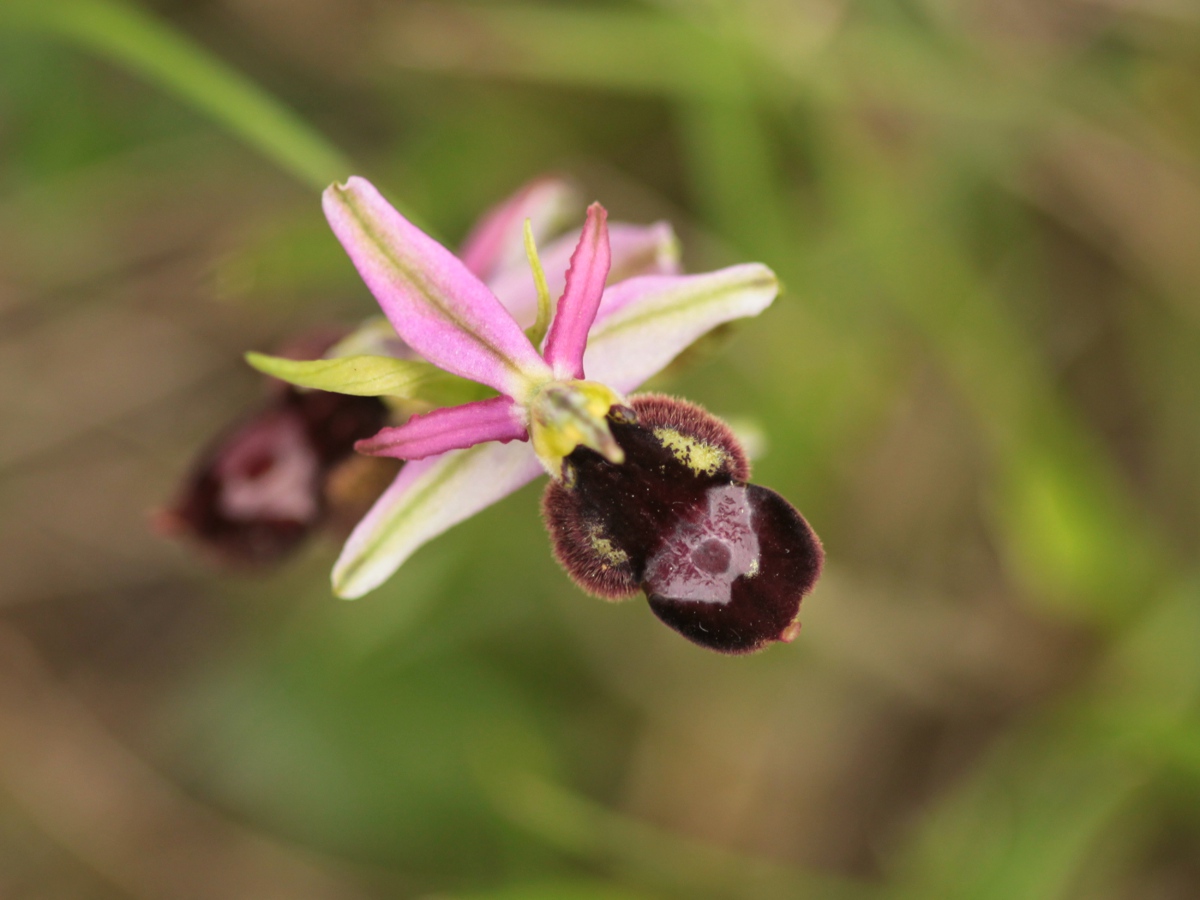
2 0 1200 897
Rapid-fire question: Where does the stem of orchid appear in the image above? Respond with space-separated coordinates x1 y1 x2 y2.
523 218 553 349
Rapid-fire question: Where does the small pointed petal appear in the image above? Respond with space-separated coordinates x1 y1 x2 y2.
584 263 779 393
355 396 527 460
323 177 550 397
544 204 611 379
459 177 580 281
333 443 545 598
490 221 681 329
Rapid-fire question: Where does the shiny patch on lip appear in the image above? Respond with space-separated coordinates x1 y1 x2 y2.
643 484 760 605
645 482 822 654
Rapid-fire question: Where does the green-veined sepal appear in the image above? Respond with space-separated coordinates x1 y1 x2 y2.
245 351 490 406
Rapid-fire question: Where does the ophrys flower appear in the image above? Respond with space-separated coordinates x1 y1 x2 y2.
249 177 823 652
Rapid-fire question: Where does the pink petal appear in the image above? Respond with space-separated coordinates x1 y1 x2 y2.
543 203 611 379
355 396 527 460
332 443 545 598
324 178 550 397
489 221 681 328
458 177 578 281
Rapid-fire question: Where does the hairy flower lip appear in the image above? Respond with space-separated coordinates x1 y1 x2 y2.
542 393 823 654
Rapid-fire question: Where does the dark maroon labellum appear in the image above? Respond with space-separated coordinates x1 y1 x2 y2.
543 394 823 654
159 387 390 567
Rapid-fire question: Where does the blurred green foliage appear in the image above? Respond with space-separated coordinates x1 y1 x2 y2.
2 1 1200 898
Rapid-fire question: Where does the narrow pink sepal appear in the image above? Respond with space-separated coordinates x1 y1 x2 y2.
323 177 549 396
355 396 527 460
542 203 611 379
458 177 576 281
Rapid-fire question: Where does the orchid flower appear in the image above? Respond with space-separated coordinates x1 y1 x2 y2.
250 176 823 653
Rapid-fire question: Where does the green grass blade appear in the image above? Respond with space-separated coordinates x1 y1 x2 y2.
378 4 737 99
1 0 351 189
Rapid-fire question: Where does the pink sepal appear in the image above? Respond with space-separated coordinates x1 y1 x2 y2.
323 177 549 397
584 264 779 394
333 442 545 598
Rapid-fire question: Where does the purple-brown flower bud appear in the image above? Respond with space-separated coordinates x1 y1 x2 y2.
542 394 823 654
158 336 393 567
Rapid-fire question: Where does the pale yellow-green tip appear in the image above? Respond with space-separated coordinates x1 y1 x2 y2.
523 218 553 348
